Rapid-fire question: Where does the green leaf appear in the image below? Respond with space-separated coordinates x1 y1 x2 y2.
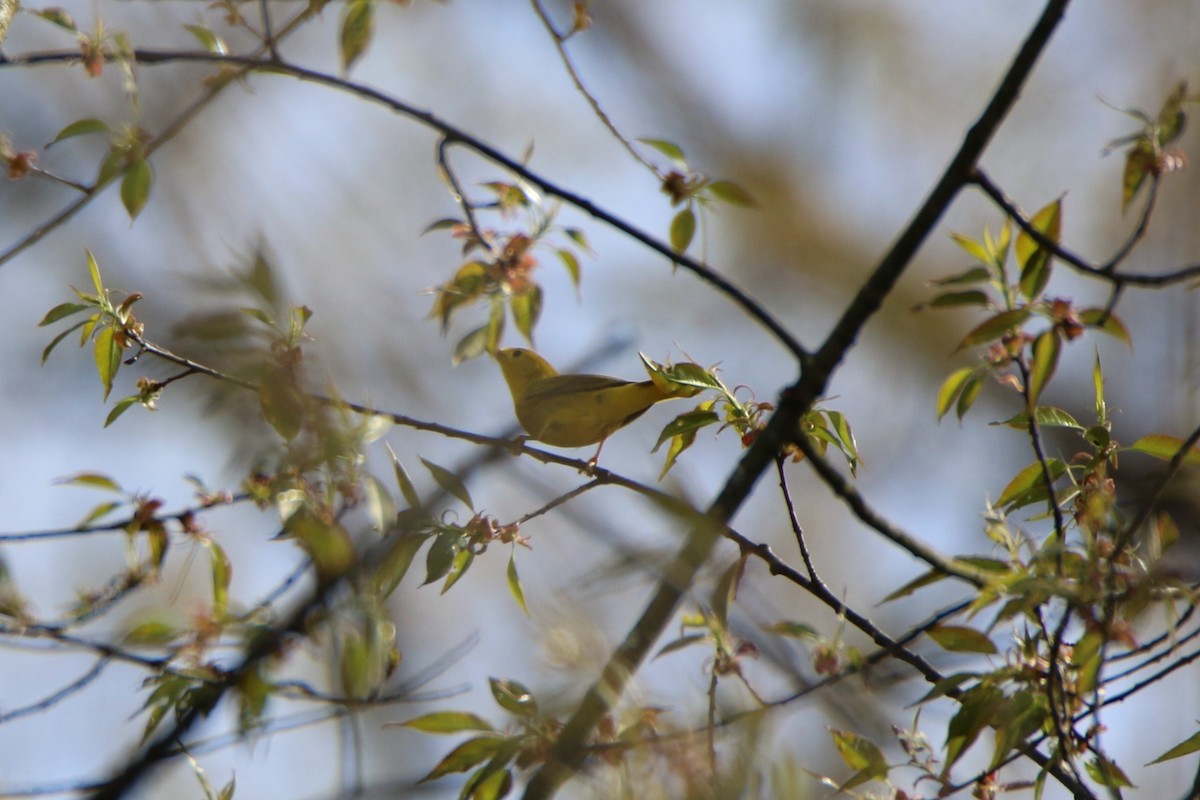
1147 730 1200 765
1128 434 1200 465
397 711 496 735
32 7 78 31
1085 755 1134 789
957 308 1031 350
924 290 990 309
441 541 472 592
936 367 975 420
761 620 820 641
121 159 153 220
285 508 356 583
670 207 696 253
423 529 460 585
830 729 888 787
1079 308 1132 348
996 458 1066 510
705 179 757 207
510 284 542 345
386 446 422 509
86 249 105 296
340 0 375 71
655 633 710 658
373 533 426 599
556 248 581 289
489 677 537 717
363 474 395 533
1122 140 1155 211
93 325 122 401
638 137 686 163
1015 198 1062 300
653 409 719 450
420 458 473 510
1027 330 1060 407
991 406 1082 431
42 318 90 363
39 302 94 327
949 232 992 266
419 735 506 782
206 540 232 620
926 624 998 654
932 265 992 286
57 472 122 492
183 23 226 54
103 396 139 428
452 324 492 365
506 553 529 616
47 117 110 147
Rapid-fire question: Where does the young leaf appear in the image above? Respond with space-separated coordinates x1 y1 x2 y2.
996 458 1066 510
1027 330 1060 407
121 158 153 220
386 445 422 509
1079 308 1132 348
957 308 1031 350
926 624 998 654
705 179 757 207
510 284 542 345
420 458 472 509
1015 198 1062 300
1147 730 1200 765
506 553 529 616
638 137 686 163
419 735 506 782
340 0 375 71
936 367 975 420
395 711 496 735
489 677 537 718
670 207 696 253
374 533 426 598
47 117 111 147
93 325 122 400
1128 435 1200 465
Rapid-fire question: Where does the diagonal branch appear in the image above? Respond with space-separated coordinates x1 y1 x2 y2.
520 1 1072 797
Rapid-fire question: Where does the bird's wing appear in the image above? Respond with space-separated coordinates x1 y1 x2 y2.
523 375 638 400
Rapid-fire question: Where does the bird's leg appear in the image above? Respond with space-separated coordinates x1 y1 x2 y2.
583 438 607 474
508 434 529 456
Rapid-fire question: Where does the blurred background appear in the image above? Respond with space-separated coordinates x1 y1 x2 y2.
1 0 1199 797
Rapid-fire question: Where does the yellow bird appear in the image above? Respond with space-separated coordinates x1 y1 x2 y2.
495 348 688 463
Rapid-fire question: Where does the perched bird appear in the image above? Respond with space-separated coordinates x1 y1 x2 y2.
495 347 689 465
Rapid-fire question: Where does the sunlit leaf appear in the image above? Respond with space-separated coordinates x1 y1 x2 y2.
936 367 975 420
489 677 537 717
1128 434 1200 465
506 553 529 616
374 533 426 599
957 308 1031 350
510 284 542 345
1015 198 1061 300
386 445 422 509
926 624 998 654
1148 730 1200 765
419 735 506 782
670 207 696 253
638 137 686 163
93 325 122 401
340 0 375 71
1027 330 1060 407
396 711 495 734
996 458 1066 509
1079 308 1132 348
991 406 1082 431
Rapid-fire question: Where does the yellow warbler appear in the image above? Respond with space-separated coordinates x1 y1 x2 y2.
495 348 688 462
